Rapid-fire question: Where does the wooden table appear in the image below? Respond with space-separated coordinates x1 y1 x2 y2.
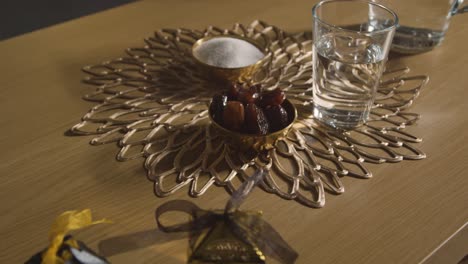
1 1 467 263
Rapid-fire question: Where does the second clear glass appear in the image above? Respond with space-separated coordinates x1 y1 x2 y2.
376 0 468 54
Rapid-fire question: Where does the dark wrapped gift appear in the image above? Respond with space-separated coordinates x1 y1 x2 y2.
25 235 109 264
25 209 111 264
156 169 298 264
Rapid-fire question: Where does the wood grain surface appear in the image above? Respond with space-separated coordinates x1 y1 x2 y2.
0 1 467 263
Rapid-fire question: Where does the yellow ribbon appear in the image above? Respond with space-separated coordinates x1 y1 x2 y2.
42 209 111 264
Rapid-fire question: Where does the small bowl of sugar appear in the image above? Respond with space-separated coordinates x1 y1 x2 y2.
192 35 271 82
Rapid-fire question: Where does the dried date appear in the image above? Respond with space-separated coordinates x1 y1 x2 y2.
222 101 245 131
259 88 285 107
245 103 269 135
210 94 228 124
264 104 289 132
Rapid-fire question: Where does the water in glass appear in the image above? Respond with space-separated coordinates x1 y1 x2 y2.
313 33 385 128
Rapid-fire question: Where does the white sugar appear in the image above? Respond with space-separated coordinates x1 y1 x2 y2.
193 37 265 68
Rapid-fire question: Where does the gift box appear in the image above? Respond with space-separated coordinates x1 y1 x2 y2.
188 210 265 264
156 169 297 264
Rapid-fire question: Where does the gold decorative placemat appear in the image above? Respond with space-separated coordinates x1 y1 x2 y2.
71 21 428 207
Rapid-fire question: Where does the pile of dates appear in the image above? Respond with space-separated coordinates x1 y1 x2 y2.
210 83 292 135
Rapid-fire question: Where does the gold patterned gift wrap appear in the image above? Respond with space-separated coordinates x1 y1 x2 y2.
156 169 298 264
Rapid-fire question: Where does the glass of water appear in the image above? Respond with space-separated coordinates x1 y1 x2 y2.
311 0 398 129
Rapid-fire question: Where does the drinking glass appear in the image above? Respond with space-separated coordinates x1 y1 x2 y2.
376 0 468 54
311 0 398 128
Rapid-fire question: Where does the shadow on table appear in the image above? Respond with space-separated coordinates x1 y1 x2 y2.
459 255 468 264
98 228 185 258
